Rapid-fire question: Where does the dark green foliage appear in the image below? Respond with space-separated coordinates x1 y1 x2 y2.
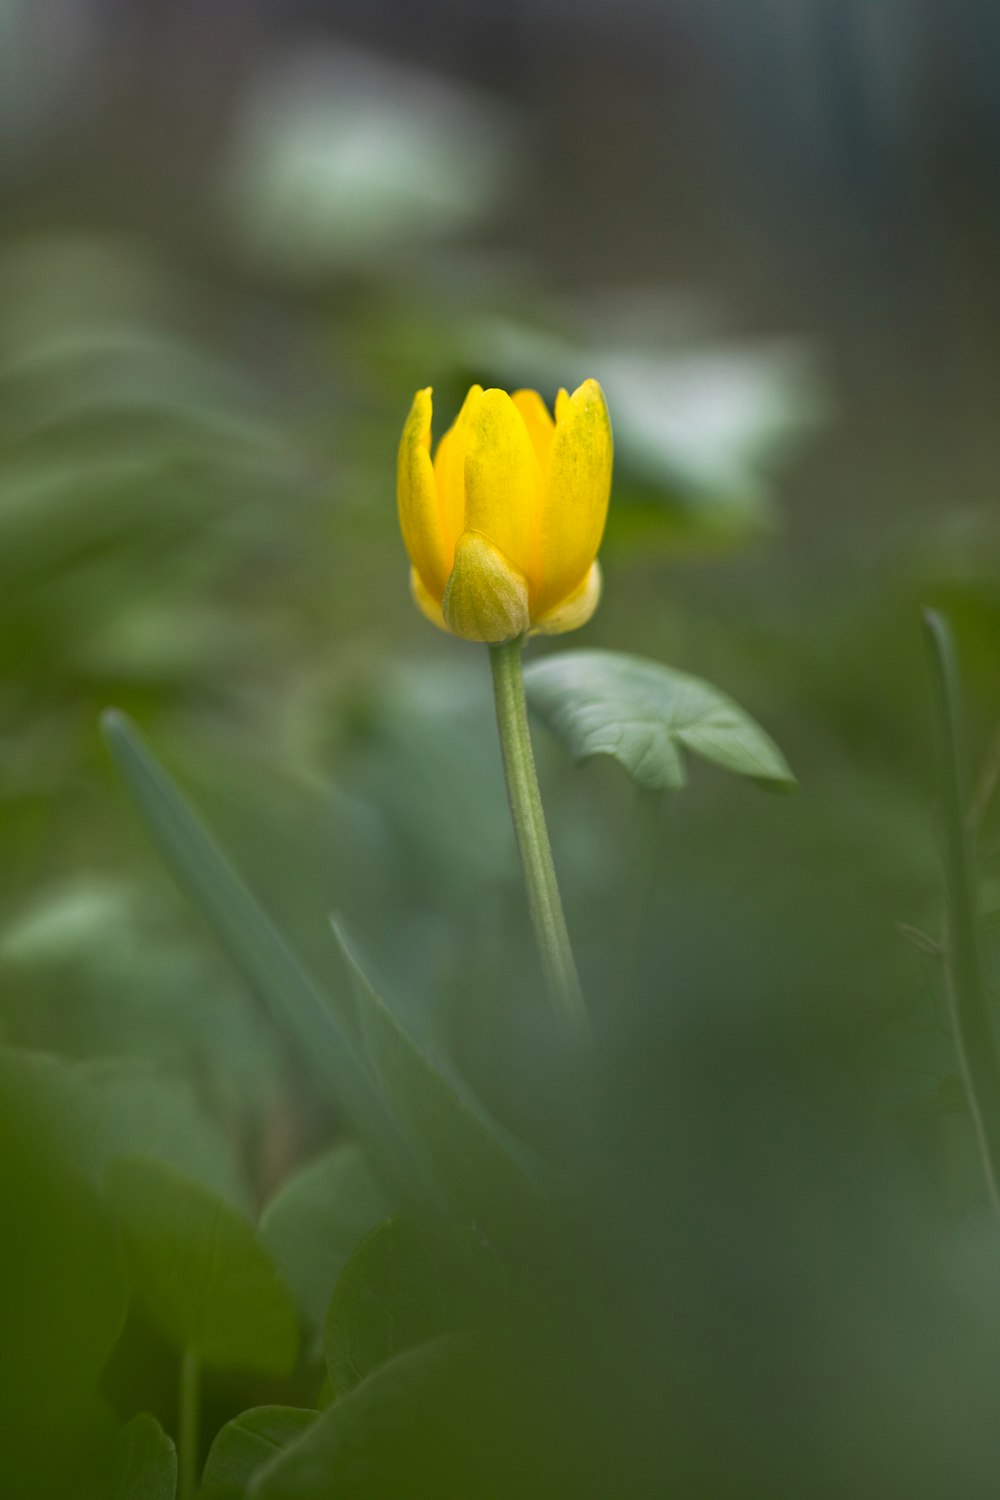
108 1158 299 1376
260 1144 391 1339
200 1407 317 1494
324 1217 447 1395
108 1413 178 1500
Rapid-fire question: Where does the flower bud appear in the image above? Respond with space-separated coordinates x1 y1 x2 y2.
397 380 612 643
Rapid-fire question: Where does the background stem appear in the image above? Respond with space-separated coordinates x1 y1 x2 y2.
923 610 1000 1213
489 639 589 1039
178 1348 201 1500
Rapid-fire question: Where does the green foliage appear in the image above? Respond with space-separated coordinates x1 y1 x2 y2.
108 1157 299 1376
0 1083 129 1495
0 1047 251 1209
249 1339 474 1500
324 1217 447 1395
108 1413 177 1500
99 710 425 1207
260 1144 391 1339
103 709 545 1260
4 138 1000 1497
200 1407 318 1494
332 920 549 1256
525 648 796 792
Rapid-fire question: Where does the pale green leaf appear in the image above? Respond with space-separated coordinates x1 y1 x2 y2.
524 649 795 792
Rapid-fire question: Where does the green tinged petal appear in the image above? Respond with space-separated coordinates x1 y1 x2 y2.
442 531 530 643
532 562 602 636
536 379 612 617
397 388 448 599
410 567 448 632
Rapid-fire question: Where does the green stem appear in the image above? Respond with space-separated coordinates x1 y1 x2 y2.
178 1348 201 1500
488 639 589 1040
924 610 1000 1213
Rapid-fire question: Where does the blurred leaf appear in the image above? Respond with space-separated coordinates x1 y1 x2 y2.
260 1144 391 1340
470 310 823 545
223 46 517 275
867 1025 960 1114
104 709 545 1269
0 1087 128 1489
101 710 429 1212
525 649 796 792
107 1157 299 1376
249 1338 473 1500
0 1047 251 1210
324 1217 446 1396
108 1412 177 1500
201 1407 318 1494
333 919 549 1259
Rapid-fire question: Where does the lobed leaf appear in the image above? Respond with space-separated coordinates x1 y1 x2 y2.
524 648 795 792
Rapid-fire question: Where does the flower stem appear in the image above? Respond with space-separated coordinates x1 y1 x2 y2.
178 1348 201 1500
488 638 589 1040
924 610 1000 1213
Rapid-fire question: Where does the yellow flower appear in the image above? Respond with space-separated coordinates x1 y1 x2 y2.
397 380 612 643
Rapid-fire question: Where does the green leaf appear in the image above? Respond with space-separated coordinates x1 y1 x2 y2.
332 920 549 1260
249 1338 473 1500
324 1217 446 1395
103 710 545 1264
0 1086 128 1492
107 1157 299 1376
0 1048 251 1211
260 1144 391 1339
100 710 430 1212
109 1413 177 1500
201 1407 318 1493
524 649 795 792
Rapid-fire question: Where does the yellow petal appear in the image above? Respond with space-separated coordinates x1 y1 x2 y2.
410 566 448 632
442 530 530 643
535 378 612 616
463 389 541 582
433 384 482 561
511 389 555 470
397 388 448 599
554 387 570 423
531 561 602 636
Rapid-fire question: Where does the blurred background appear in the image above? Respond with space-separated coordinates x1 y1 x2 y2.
3 1 1000 1496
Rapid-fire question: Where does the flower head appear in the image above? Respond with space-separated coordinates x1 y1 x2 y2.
397 380 612 642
